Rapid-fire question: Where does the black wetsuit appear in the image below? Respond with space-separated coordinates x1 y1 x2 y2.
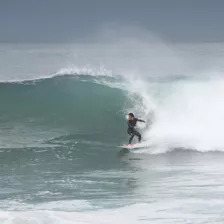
127 118 145 144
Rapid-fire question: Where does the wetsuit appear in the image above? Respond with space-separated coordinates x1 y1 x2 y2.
127 118 145 144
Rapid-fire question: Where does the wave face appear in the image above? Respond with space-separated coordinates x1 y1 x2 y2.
0 75 130 148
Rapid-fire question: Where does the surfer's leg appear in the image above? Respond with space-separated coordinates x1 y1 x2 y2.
134 130 141 142
127 129 132 136
129 134 135 144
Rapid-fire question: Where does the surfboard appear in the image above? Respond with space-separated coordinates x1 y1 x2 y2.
118 143 146 150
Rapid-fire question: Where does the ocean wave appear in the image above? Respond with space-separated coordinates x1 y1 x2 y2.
1 70 224 153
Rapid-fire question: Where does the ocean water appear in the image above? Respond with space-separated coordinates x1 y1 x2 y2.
1 42 224 223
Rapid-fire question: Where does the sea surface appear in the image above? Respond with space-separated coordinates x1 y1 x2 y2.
1 42 224 223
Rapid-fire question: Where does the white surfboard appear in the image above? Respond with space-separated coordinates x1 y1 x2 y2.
118 142 146 150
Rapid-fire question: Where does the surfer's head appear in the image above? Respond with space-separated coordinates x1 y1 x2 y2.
128 113 134 120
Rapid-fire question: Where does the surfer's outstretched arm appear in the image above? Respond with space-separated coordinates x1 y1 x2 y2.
137 119 146 123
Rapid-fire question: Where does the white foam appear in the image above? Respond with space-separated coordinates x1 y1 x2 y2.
1 200 223 224
55 65 113 77
126 77 224 154
36 200 95 211
0 200 94 212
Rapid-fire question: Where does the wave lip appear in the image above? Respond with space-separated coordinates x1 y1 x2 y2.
55 65 113 77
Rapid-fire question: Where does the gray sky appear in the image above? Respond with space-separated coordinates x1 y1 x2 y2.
1 0 224 43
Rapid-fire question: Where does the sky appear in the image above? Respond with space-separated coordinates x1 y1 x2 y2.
1 0 224 43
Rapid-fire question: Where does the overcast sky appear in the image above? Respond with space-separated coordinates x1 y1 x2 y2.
1 0 224 43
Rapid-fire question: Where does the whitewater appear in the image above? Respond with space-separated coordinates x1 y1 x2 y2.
1 40 224 223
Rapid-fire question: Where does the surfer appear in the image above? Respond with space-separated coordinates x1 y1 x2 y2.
127 113 145 145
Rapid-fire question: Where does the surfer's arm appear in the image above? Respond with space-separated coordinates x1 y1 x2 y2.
137 119 146 123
